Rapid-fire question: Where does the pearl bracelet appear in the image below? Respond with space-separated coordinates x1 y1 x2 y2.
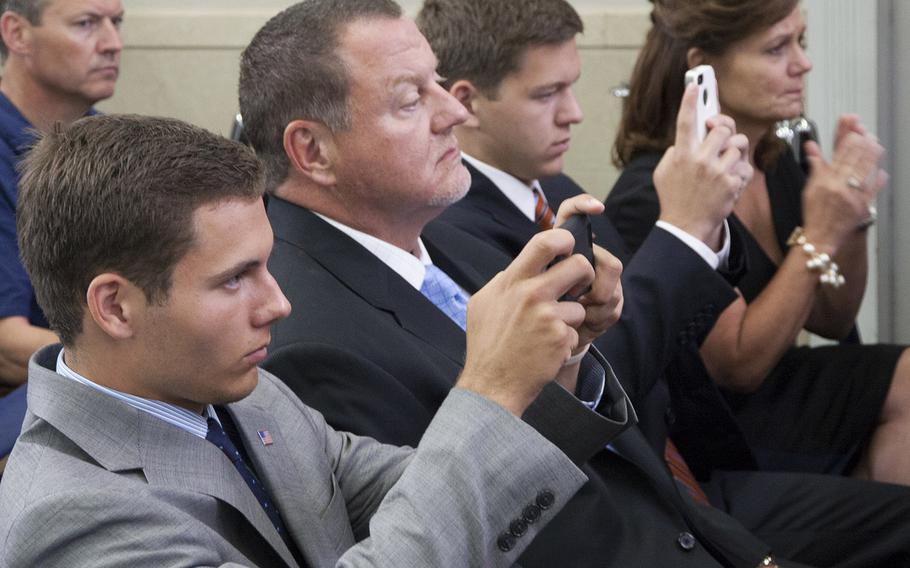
786 227 845 289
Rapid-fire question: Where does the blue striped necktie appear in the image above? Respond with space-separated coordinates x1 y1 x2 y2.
420 264 468 330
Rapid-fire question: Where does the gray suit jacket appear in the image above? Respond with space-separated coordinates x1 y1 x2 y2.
0 345 631 567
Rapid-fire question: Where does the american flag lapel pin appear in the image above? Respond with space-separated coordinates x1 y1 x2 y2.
257 430 274 446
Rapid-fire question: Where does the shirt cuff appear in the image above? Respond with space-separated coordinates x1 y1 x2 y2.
655 219 731 271
575 352 606 410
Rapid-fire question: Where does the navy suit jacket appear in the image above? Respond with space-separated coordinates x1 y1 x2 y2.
262 196 774 568
437 163 756 473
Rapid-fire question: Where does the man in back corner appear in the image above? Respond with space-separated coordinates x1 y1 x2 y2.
0 0 123 408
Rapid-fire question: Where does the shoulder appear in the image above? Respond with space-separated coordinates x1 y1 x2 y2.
612 152 662 194
423 219 511 273
0 419 145 551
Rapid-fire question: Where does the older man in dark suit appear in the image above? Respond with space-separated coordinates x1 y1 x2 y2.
251 1 910 567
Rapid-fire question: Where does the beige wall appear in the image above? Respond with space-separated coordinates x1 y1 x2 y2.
98 4 652 200
47 1 910 341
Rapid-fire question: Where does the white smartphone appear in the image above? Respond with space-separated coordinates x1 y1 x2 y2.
684 64 720 142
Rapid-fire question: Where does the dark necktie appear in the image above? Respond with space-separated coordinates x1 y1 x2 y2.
665 439 710 505
533 187 556 231
206 416 291 536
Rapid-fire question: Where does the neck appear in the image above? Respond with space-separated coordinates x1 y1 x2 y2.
0 63 92 132
275 181 429 256
734 117 775 168
455 128 487 164
63 341 129 395
456 127 533 185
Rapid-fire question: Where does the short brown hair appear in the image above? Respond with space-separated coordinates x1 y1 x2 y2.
613 0 798 170
16 114 265 345
239 0 402 192
0 0 52 59
416 0 583 95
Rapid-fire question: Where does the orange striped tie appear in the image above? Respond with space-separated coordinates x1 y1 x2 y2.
533 188 556 231
665 439 710 505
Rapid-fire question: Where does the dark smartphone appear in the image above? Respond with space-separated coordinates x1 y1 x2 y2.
549 214 595 301
776 117 819 176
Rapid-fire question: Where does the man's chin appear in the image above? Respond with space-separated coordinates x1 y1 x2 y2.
535 157 565 180
215 369 261 405
430 166 471 207
84 85 117 106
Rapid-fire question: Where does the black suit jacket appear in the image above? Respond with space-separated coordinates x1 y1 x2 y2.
437 164 757 472
263 196 774 568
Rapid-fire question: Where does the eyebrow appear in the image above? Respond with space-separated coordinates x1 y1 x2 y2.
768 26 805 44
208 259 261 285
390 73 423 89
70 9 125 19
388 58 440 90
531 75 581 94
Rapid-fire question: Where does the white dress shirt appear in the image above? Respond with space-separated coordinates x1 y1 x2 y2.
56 348 219 439
315 213 434 291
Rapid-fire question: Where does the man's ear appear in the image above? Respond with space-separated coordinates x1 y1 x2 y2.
686 47 706 69
283 119 337 187
85 274 143 340
0 12 32 57
448 79 481 128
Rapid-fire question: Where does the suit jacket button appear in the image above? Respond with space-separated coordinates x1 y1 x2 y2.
497 533 516 552
677 531 697 551
536 490 555 510
665 407 676 426
522 504 542 524
509 518 529 537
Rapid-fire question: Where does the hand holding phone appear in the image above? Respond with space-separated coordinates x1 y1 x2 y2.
684 64 720 142
548 214 595 301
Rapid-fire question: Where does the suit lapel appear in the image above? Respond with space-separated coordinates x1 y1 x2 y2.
226 399 337 568
463 162 540 244
137 416 299 568
268 198 468 368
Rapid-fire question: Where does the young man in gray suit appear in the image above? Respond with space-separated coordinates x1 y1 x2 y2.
0 113 633 567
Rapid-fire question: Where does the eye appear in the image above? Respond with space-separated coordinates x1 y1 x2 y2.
224 273 244 290
74 16 99 30
111 15 124 29
765 42 786 56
